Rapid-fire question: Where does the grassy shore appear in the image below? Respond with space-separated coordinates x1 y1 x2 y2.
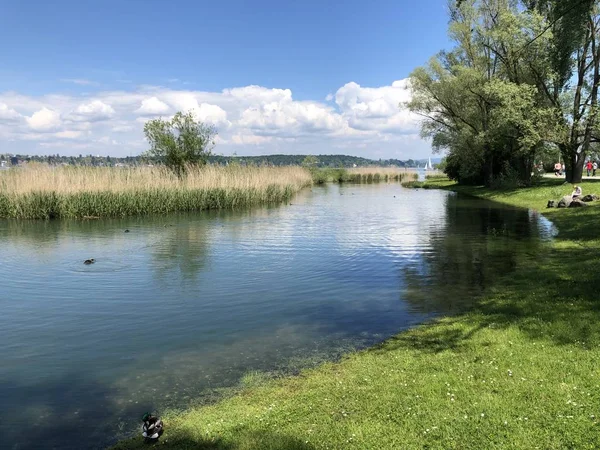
113 177 600 449
0 164 312 219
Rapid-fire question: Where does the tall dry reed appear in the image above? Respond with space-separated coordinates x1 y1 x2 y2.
346 167 418 183
0 164 312 219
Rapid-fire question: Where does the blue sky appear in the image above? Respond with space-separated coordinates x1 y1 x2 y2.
0 0 451 158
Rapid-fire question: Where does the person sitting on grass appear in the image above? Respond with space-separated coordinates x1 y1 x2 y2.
571 185 582 199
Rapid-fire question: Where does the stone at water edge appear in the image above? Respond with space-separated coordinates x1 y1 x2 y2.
569 198 587 208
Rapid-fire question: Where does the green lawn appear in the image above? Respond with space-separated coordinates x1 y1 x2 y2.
113 178 600 450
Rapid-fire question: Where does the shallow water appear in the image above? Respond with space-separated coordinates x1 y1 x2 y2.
0 184 553 449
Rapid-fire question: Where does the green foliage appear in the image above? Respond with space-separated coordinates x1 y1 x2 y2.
301 155 319 168
0 186 299 219
408 0 600 186
309 168 350 184
143 111 217 177
1 152 436 170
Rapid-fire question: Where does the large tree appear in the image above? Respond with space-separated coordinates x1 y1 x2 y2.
411 0 598 185
408 0 556 186
143 111 217 177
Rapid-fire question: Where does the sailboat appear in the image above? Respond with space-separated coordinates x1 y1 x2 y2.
426 157 433 170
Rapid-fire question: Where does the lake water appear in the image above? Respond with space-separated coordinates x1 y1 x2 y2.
0 184 554 449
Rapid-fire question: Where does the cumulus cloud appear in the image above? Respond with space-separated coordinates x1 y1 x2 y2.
135 97 170 116
335 79 418 134
193 103 229 127
26 108 61 131
68 100 115 122
0 78 429 158
0 103 21 121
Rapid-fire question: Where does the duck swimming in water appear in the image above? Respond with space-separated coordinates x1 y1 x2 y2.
83 259 95 265
142 413 163 439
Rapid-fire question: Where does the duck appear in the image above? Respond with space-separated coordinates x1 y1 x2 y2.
124 229 130 233
142 413 164 439
83 259 95 265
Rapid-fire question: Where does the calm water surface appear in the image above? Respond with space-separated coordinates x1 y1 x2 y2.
0 184 553 449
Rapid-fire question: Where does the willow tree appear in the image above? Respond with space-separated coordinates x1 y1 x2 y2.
408 0 557 186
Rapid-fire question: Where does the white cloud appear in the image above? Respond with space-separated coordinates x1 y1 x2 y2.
335 80 418 134
230 134 272 145
68 100 115 122
55 130 85 139
223 85 293 104
0 78 430 158
26 107 61 131
135 97 170 116
0 103 21 121
112 124 134 133
194 103 229 126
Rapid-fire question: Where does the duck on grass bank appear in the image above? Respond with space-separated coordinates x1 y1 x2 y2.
83 259 95 265
142 413 163 440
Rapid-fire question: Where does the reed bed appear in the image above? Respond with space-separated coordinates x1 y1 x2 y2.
0 164 312 219
346 167 418 183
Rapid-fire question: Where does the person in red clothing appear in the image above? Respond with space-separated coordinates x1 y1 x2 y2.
586 160 593 177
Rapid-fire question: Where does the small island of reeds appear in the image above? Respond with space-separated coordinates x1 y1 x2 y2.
0 164 312 219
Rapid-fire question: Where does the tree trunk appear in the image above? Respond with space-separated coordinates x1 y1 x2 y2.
483 145 494 187
564 147 586 183
518 154 533 186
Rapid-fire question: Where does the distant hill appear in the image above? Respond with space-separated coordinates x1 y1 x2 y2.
210 154 439 168
0 152 439 168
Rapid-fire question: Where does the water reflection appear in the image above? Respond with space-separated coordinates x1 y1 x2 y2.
0 184 552 449
400 194 551 313
151 220 211 283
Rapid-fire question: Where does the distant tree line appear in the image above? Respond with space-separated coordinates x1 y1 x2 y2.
0 152 432 169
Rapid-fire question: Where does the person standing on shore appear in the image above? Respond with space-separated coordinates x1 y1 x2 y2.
594 161 598 177
586 160 593 177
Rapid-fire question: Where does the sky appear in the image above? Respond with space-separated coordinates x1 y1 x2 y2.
0 0 451 159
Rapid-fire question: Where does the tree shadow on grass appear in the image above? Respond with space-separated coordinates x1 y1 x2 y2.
370 196 600 356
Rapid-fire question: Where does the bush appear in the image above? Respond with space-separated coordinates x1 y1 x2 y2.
143 111 217 177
